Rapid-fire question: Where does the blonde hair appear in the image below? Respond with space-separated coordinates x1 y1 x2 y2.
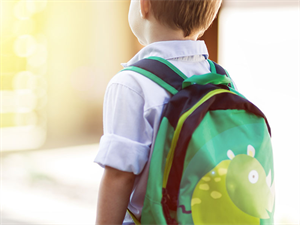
150 0 221 37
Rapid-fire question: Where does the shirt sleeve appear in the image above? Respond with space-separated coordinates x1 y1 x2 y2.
94 81 153 175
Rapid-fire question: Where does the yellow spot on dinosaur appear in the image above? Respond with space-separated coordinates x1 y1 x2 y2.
214 177 221 182
211 191 222 199
218 168 227 176
191 198 201 206
202 176 211 182
199 184 210 190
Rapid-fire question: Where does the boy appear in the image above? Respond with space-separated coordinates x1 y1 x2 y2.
94 0 222 224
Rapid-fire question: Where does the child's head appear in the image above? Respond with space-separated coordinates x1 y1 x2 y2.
128 0 222 45
150 0 222 37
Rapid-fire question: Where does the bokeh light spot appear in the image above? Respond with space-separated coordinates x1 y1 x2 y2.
13 71 34 90
27 75 48 98
14 112 38 126
27 44 48 67
36 95 48 110
16 90 37 113
14 35 37 57
26 0 47 13
1 90 36 113
13 19 35 36
14 0 33 20
2 2 15 33
1 91 16 113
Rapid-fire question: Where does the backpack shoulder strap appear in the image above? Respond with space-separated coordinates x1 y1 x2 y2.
122 57 235 94
122 56 187 95
207 59 235 89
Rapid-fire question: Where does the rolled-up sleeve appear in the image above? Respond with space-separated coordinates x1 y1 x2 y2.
94 79 153 175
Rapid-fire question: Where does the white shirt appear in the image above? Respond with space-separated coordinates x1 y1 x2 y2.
94 40 212 221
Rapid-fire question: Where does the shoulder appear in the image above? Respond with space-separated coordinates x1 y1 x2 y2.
107 69 171 108
107 70 145 98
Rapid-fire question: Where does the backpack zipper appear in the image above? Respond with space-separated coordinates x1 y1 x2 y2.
162 89 237 188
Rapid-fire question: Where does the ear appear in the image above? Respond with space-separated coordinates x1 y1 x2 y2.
247 145 255 157
140 0 151 19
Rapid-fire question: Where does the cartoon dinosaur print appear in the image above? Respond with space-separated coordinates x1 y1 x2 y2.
191 145 275 224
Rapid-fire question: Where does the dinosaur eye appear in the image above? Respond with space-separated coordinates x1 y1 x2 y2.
248 170 259 184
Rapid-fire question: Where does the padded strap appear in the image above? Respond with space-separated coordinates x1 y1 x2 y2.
123 57 234 94
122 57 187 95
207 59 235 89
182 73 232 88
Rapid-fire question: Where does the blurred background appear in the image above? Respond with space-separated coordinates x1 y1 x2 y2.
0 0 299 224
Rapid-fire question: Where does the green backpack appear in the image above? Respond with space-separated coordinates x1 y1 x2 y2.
124 57 275 225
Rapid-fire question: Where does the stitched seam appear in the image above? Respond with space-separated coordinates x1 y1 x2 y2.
108 82 145 100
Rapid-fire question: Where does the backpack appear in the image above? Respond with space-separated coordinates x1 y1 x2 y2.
124 56 275 225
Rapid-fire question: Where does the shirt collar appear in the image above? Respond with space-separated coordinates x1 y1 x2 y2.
122 40 209 68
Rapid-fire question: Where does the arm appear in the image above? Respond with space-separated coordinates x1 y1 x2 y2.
96 166 136 225
95 78 151 224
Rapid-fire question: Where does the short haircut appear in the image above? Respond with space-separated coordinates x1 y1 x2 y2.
150 0 222 37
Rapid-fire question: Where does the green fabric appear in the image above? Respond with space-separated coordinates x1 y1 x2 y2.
142 111 274 224
141 117 174 225
163 89 234 188
207 59 217 73
132 58 274 225
182 73 232 88
142 108 274 225
207 59 235 89
176 110 274 225
122 66 178 95
183 110 269 171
